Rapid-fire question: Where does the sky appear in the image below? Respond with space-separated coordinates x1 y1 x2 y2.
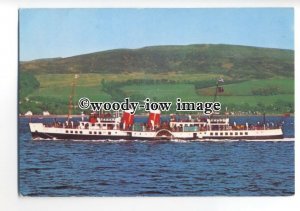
19 8 294 61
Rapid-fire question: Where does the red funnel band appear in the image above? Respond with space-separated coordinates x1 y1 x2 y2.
122 110 134 129
148 111 161 128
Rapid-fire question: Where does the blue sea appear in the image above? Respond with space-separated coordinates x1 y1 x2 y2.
19 116 294 196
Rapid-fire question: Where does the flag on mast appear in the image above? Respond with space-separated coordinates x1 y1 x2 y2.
218 77 224 83
217 77 224 93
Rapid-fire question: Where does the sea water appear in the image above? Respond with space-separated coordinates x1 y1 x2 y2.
18 116 294 196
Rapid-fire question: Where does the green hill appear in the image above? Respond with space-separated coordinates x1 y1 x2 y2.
19 72 40 99
20 44 294 79
19 44 294 115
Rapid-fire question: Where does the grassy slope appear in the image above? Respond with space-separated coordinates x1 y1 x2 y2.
20 44 294 79
19 72 40 99
30 73 231 101
198 78 294 96
22 73 294 114
123 84 198 101
35 73 230 86
19 44 294 114
123 83 294 105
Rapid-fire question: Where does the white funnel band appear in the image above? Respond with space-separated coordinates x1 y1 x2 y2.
124 109 134 114
150 109 161 114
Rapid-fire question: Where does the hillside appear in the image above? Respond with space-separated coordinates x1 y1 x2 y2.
20 44 294 79
19 44 294 115
19 72 40 99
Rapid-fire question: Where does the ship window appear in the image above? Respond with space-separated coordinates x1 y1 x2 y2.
99 132 102 135
225 132 228 135
81 123 84 126
66 130 68 133
80 131 82 134
210 132 213 135
235 132 238 135
108 132 111 135
75 131 78 134
94 131 97 135
92 123 95 126
215 132 218 135
240 132 243 135
245 132 248 135
220 132 223 136
115 132 117 134
230 132 233 135
70 131 73 133
103 124 107 126
89 131 92 134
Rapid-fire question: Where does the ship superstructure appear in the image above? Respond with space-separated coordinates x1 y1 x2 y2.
29 110 283 140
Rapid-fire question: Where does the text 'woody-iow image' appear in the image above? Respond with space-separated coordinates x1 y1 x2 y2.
19 8 294 196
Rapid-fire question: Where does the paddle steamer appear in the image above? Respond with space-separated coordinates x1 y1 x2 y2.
29 78 283 141
29 109 283 140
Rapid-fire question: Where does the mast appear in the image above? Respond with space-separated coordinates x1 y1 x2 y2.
67 74 79 121
210 77 224 118
213 80 220 103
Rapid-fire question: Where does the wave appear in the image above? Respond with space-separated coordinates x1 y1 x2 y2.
32 137 294 143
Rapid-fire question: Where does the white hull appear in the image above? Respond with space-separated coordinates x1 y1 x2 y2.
29 123 284 141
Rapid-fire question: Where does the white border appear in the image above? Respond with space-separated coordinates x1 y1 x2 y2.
0 1 299 211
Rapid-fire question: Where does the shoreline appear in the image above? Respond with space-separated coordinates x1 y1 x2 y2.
19 113 294 118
